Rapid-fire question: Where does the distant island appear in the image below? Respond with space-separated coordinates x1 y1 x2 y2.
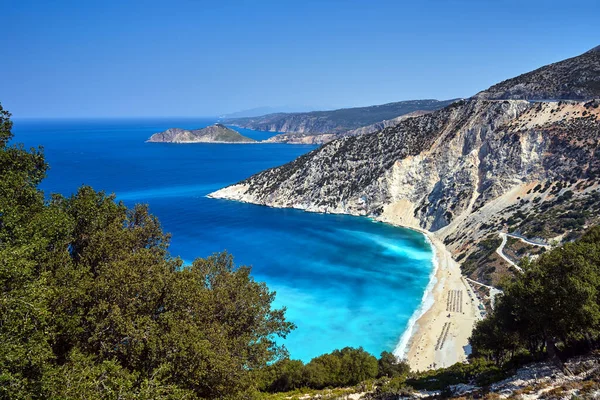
147 124 256 143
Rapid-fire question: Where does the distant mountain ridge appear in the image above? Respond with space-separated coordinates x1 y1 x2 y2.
147 124 256 143
219 105 334 119
223 99 458 138
476 45 600 100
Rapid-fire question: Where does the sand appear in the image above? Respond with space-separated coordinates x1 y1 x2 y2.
402 231 482 371
377 203 483 372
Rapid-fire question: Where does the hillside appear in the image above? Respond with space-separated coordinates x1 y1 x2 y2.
147 124 256 143
211 98 600 284
476 46 600 100
223 99 457 139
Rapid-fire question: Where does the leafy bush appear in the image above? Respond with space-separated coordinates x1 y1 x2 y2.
406 358 506 391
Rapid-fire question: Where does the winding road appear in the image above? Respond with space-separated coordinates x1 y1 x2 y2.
496 232 522 271
496 232 552 273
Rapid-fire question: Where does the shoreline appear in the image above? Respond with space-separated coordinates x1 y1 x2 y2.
393 233 439 360
399 229 482 371
206 190 482 371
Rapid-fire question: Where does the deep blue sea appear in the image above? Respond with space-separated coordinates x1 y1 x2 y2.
13 118 434 362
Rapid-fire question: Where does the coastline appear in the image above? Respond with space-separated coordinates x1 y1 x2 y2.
399 229 482 371
208 187 482 371
393 232 439 360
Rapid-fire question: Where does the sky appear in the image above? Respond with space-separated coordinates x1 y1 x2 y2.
2 0 599 118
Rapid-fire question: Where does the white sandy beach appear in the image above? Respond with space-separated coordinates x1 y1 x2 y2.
377 203 482 371
401 231 482 371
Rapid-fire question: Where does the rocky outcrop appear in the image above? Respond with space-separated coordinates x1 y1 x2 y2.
476 46 600 100
147 124 256 143
427 353 600 399
225 99 457 137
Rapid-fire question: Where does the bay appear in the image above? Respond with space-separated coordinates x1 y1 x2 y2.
13 117 434 362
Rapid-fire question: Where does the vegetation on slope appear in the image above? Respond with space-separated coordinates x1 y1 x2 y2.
470 226 600 366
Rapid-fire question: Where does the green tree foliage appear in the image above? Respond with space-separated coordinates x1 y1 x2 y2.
470 226 600 365
376 351 410 379
0 104 294 399
0 103 51 398
306 347 378 388
258 347 387 392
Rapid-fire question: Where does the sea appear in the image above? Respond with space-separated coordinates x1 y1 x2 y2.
12 117 434 362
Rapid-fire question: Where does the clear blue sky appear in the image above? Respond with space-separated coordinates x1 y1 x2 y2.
3 0 599 118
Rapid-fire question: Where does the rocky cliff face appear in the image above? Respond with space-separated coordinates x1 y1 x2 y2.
476 46 600 100
147 124 256 143
210 100 531 223
210 99 600 284
210 47 600 285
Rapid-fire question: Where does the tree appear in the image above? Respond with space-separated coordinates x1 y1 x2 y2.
0 103 52 398
0 104 295 399
470 225 600 367
377 351 410 378
259 359 305 393
304 347 378 388
469 313 521 364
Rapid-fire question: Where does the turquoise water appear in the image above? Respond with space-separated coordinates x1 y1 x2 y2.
13 118 434 362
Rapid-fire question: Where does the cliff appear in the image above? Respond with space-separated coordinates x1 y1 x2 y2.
209 99 531 220
262 111 433 144
147 124 256 143
210 99 600 284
